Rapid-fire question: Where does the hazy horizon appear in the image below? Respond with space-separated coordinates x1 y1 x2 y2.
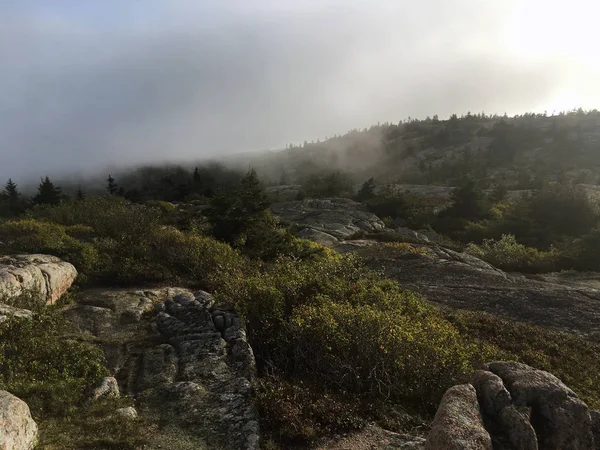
2 0 599 182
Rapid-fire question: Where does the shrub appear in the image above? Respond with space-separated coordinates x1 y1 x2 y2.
465 234 560 273
0 219 100 275
0 308 108 418
27 196 160 240
222 253 493 411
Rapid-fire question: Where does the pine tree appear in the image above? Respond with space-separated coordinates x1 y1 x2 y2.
2 179 20 202
356 178 376 201
76 187 86 201
33 177 62 205
206 169 271 245
192 167 201 184
107 175 118 195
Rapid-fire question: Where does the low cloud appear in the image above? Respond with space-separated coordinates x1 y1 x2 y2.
1 0 597 182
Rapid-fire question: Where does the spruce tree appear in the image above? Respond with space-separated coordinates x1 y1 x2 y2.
107 175 118 195
33 177 62 205
2 179 20 202
76 187 86 201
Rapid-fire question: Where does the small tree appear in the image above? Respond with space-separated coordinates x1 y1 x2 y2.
205 169 272 246
76 187 86 201
107 175 118 195
0 179 25 216
444 179 489 221
356 178 376 201
2 179 20 202
33 177 62 206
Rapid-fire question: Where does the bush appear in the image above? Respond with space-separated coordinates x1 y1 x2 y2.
465 234 560 273
27 196 161 239
0 308 108 418
222 253 494 411
0 219 100 275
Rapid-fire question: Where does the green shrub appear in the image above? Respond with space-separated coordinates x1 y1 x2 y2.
0 219 100 275
27 196 161 239
465 234 559 273
0 308 108 418
222 253 494 411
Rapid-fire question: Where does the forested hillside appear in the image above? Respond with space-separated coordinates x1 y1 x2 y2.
239 109 600 189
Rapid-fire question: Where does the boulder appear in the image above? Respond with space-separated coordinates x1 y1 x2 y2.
426 362 598 450
296 228 339 247
115 406 138 420
89 377 120 400
0 254 77 305
0 390 38 450
425 384 492 450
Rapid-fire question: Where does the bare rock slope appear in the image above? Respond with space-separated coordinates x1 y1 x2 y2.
339 241 600 342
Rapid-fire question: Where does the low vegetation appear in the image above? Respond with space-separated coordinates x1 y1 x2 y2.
2 165 600 447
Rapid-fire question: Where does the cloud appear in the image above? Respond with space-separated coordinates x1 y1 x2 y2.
0 1 597 182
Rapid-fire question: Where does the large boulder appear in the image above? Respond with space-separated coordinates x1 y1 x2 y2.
0 254 77 305
271 198 385 240
0 390 38 450
426 362 599 450
65 288 259 450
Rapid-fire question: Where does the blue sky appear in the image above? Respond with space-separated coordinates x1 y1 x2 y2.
1 0 599 181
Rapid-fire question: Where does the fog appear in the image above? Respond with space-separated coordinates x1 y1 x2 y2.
1 0 599 183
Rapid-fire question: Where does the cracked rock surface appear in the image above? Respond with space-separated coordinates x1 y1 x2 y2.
65 287 259 450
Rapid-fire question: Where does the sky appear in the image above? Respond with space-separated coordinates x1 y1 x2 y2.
1 0 599 182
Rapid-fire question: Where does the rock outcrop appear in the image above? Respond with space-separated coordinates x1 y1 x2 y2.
340 241 600 341
65 288 259 450
0 254 77 305
0 390 38 450
271 198 385 241
425 384 492 450
426 362 600 450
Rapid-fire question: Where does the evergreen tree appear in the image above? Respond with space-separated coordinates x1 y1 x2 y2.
206 169 272 245
192 167 201 184
107 175 118 195
443 179 489 221
2 179 20 201
76 187 86 201
356 178 376 201
0 178 25 216
33 177 62 205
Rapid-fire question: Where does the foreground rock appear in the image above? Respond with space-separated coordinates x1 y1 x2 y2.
65 288 259 450
425 384 492 450
340 241 600 341
271 198 385 241
426 362 600 450
0 390 38 450
0 254 77 305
